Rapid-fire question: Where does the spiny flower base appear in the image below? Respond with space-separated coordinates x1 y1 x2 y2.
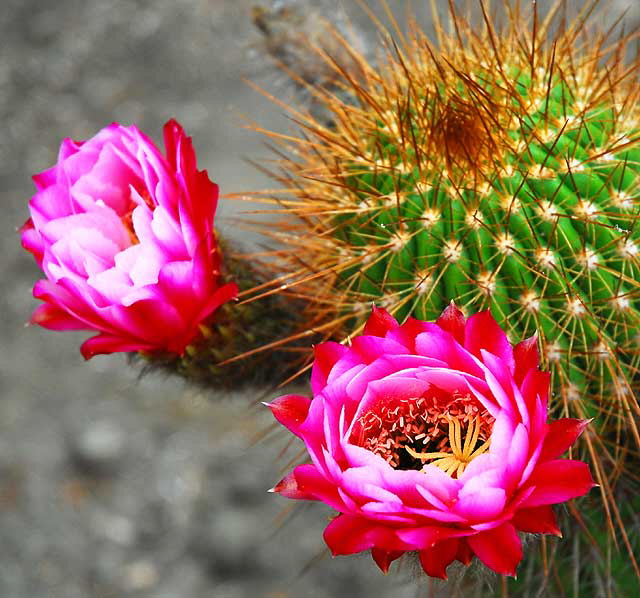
136 245 311 391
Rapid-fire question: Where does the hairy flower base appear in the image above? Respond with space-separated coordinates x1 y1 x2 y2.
269 304 594 578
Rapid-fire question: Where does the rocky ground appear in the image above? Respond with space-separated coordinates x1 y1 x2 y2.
1 1 637 597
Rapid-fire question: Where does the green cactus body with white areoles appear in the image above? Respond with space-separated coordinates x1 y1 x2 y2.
255 4 640 485
250 1 640 591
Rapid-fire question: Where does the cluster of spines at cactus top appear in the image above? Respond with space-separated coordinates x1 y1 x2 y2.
249 0 639 509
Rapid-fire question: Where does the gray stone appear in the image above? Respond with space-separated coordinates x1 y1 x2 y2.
69 420 127 474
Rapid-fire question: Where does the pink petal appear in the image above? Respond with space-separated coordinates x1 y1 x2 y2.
341 467 402 505
385 467 458 509
418 538 459 579
504 422 530 490
32 165 58 191
512 506 561 536
539 419 590 462
349 335 407 364
467 522 522 576
414 326 484 378
363 306 398 337
521 460 595 507
488 411 516 460
267 394 311 435
362 376 432 408
435 301 466 344
454 487 506 522
344 355 441 407
150 205 186 256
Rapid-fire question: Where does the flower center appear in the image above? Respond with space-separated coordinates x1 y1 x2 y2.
352 393 494 478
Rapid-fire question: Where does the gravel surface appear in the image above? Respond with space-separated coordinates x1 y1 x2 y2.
2 1 638 597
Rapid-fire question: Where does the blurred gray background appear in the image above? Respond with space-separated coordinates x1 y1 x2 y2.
1 1 638 597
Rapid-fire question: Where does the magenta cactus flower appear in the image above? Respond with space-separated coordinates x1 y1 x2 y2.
268 304 595 578
21 120 237 358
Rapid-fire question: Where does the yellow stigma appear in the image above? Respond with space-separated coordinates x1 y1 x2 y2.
405 416 490 478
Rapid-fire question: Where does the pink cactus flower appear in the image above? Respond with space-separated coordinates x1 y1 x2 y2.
268 304 595 578
21 120 237 358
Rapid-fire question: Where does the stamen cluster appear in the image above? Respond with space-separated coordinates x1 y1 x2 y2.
353 394 493 477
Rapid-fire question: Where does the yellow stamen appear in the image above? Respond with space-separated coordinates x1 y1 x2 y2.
404 416 491 477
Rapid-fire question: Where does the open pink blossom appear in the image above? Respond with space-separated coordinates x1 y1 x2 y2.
268 304 595 578
21 120 237 358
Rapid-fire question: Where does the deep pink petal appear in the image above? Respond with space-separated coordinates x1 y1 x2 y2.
512 506 561 536
539 419 590 462
464 310 514 370
455 541 474 565
363 306 398 337
323 514 405 555
522 460 596 507
513 335 539 385
80 333 157 359
435 301 466 344
30 304 87 330
387 317 431 352
418 538 459 579
271 470 313 500
267 394 311 436
190 281 238 329
270 464 343 507
467 522 522 576
311 341 349 394
371 548 404 574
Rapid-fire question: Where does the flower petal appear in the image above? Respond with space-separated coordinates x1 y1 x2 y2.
435 301 465 344
522 460 596 507
513 335 539 385
371 547 404 574
323 514 404 555
512 506 561 536
267 394 311 436
539 419 590 462
464 310 514 370
311 341 349 394
467 522 522 576
363 306 399 337
418 538 459 579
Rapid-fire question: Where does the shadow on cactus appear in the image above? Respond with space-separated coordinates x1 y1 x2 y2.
243 0 640 586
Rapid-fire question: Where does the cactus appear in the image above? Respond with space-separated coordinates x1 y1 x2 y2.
247 0 640 587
